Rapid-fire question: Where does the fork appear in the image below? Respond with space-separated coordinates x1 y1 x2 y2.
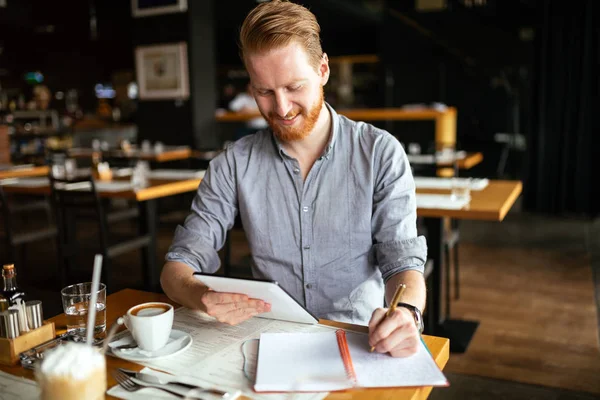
111 368 185 398
118 368 230 398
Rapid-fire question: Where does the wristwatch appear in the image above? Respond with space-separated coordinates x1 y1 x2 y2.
396 302 424 333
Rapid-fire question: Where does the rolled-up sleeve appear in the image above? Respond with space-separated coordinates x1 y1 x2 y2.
165 145 238 273
371 136 428 282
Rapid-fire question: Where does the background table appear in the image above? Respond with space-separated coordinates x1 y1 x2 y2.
417 180 523 352
0 165 49 180
0 289 450 400
2 177 202 290
68 146 192 163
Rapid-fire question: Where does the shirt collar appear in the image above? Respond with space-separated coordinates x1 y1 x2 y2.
272 102 339 160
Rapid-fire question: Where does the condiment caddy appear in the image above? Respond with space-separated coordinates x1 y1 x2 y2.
0 263 55 365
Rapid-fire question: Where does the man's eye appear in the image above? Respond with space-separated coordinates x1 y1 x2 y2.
288 85 302 91
257 90 271 96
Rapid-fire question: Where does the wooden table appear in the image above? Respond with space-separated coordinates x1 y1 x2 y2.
454 152 483 170
0 289 450 400
68 146 193 163
218 108 461 176
217 107 457 149
417 180 523 352
409 152 483 171
0 165 49 180
1 177 202 290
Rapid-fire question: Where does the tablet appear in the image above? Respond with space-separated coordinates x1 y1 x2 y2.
193 273 319 325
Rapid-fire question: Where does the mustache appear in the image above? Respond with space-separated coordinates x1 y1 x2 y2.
268 110 301 120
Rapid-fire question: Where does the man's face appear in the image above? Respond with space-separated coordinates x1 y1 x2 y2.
245 42 329 141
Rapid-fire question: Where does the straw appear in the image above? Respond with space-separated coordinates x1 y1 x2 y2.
86 254 103 345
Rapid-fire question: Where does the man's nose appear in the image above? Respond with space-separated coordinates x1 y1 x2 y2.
274 93 293 117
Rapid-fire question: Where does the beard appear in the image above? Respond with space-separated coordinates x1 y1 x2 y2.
264 86 324 142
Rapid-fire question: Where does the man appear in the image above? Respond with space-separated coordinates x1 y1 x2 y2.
161 0 427 358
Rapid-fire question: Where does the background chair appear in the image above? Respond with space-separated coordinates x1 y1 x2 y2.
49 175 151 291
0 185 57 268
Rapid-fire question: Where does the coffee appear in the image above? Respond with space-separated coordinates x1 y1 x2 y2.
36 342 106 400
125 302 174 351
130 303 171 317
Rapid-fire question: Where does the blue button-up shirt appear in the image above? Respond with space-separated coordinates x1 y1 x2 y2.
166 103 427 325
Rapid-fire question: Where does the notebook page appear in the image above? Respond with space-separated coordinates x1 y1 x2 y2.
255 332 352 392
346 331 448 388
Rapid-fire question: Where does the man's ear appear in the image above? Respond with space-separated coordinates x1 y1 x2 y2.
319 53 330 86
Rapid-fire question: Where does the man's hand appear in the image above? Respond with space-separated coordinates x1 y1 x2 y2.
160 261 271 325
200 290 271 325
368 307 420 357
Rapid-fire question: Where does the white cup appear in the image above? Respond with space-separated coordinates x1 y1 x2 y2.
124 302 173 351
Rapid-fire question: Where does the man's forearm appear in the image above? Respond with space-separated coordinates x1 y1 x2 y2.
160 261 209 311
384 270 426 312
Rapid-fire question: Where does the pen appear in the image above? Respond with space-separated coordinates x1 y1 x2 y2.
370 283 407 352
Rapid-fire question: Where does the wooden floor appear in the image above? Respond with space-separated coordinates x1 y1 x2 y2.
445 243 600 394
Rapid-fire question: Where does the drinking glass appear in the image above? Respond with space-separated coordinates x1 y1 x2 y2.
64 158 77 179
408 143 421 155
61 283 106 339
451 177 472 202
154 141 165 154
50 164 65 179
131 160 150 188
141 139 152 153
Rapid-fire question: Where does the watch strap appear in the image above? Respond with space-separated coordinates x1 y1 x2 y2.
396 302 424 333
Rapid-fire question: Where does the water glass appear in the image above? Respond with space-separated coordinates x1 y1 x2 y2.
131 160 150 188
408 143 421 155
64 158 77 179
141 139 152 153
154 141 165 154
436 146 456 164
451 177 472 202
50 164 65 179
61 282 107 339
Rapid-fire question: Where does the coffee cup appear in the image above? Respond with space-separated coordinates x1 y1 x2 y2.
124 302 173 351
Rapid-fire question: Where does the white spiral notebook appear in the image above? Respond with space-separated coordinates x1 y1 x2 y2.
254 330 448 392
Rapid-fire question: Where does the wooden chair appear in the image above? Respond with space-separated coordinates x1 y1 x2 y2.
0 186 57 267
48 175 151 292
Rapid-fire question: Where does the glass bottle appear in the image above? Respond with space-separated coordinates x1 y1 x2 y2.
1 264 26 306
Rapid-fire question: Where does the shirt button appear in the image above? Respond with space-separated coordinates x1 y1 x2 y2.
293 168 300 174
303 245 310 250
305 283 312 289
302 206 309 212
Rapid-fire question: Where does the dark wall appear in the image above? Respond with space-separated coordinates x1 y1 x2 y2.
1 0 536 161
131 3 218 149
131 12 192 146
0 0 134 111
378 2 536 177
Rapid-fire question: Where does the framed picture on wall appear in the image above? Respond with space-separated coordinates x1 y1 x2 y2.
135 42 190 100
131 0 187 18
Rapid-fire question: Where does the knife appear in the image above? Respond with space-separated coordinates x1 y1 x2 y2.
119 369 231 398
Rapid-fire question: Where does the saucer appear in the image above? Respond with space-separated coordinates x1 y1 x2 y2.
109 329 192 361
